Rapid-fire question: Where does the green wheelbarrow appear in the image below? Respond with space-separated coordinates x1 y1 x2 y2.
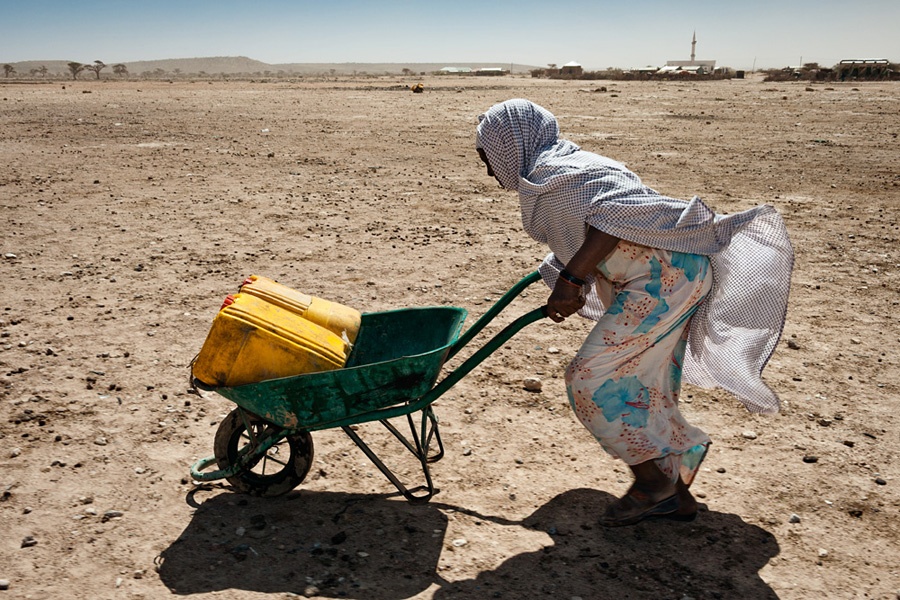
190 271 548 503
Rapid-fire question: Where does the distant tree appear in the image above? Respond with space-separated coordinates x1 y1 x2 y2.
67 62 85 80
3 64 15 78
113 63 128 77
802 62 820 71
401 68 412 76
547 63 557 70
173 68 182 76
37 65 48 77
85 60 106 79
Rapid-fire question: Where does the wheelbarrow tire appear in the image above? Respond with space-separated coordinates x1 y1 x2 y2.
213 408 314 497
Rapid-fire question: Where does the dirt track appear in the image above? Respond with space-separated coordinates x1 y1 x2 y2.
1 76 898 599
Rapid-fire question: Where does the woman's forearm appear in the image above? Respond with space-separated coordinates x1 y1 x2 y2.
564 226 620 279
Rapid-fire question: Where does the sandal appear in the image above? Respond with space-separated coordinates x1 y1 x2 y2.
600 488 680 527
651 509 698 522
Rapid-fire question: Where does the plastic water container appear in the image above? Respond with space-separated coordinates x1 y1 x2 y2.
239 275 361 345
192 293 350 388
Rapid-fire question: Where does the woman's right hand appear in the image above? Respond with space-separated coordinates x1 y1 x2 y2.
546 279 586 323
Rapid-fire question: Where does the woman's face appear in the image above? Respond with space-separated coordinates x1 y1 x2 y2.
477 147 505 188
476 147 495 177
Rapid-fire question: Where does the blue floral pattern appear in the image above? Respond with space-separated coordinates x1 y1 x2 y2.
566 240 713 485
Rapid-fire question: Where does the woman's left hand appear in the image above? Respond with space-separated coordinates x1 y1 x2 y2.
546 279 586 323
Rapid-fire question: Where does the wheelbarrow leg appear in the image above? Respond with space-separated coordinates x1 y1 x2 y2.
381 409 444 464
341 407 442 504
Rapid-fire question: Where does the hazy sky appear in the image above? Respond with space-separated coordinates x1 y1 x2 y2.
3 0 898 70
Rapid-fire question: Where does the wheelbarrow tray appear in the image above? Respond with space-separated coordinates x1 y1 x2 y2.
206 305 468 431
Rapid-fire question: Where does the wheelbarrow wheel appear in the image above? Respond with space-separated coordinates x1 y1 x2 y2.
213 408 314 497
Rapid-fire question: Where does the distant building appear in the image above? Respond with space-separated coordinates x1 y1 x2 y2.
663 31 716 74
439 67 472 74
560 61 583 76
474 67 506 76
836 59 891 80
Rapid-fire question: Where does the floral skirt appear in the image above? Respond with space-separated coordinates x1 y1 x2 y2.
565 240 713 485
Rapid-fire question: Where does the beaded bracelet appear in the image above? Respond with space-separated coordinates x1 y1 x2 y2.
559 269 586 287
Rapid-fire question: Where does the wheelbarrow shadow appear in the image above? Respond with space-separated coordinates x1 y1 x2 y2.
432 488 781 600
156 488 447 598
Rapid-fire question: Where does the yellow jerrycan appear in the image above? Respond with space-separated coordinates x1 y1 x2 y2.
239 275 361 346
191 293 350 388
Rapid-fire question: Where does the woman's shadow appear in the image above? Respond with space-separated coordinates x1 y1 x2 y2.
433 488 780 600
157 487 779 599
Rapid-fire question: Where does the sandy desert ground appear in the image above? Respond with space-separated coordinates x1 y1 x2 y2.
1 75 898 599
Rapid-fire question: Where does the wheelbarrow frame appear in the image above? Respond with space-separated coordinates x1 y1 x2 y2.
191 271 547 502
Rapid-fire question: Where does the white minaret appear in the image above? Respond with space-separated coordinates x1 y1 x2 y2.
691 31 696 64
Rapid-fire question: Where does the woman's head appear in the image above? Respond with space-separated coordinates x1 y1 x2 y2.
476 99 560 191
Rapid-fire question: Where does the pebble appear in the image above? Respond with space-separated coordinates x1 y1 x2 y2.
451 538 468 547
10 447 21 458
0 579 9 590
303 586 320 597
875 477 887 486
818 548 829 558
102 510 124 522
548 347 560 354
21 536 37 548
3 253 16 259
789 513 801 523
523 377 542 392
787 340 801 350
94 437 108 446
742 431 758 440
803 455 819 463
235 527 246 537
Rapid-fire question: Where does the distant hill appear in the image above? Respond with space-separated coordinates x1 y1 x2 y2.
270 62 540 75
2 56 540 77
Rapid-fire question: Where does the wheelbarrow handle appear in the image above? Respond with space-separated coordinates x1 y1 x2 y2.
446 271 544 360
423 305 549 403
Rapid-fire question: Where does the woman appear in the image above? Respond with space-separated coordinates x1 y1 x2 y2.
475 99 793 526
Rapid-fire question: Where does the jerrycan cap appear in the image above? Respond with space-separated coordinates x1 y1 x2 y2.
240 275 260 289
220 294 238 311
